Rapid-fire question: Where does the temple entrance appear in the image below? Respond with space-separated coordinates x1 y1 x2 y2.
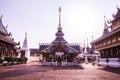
55 52 64 66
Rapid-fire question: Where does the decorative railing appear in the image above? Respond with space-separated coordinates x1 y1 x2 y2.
98 58 120 68
40 61 79 66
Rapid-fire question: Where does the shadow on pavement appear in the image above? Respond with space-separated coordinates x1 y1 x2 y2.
34 64 84 70
0 64 84 79
0 65 48 78
49 66 84 70
98 67 120 74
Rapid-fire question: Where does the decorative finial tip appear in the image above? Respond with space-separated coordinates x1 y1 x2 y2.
6 24 8 29
25 32 27 37
58 6 62 12
116 5 120 10
0 14 3 19
92 35 94 41
104 15 106 19
104 15 108 29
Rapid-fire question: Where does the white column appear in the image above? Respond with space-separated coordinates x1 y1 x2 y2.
25 50 31 63
56 61 57 66
17 52 21 58
43 57 46 62
85 55 88 64
95 55 98 62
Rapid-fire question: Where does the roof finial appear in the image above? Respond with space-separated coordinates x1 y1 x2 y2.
104 15 108 29
58 6 62 30
84 39 85 48
0 14 3 19
92 35 94 42
6 24 8 29
116 5 120 10
25 32 27 38
87 38 89 47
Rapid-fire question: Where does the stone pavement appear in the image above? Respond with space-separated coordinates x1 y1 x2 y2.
0 62 120 80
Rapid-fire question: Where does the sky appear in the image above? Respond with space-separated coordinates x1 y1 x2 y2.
0 0 120 48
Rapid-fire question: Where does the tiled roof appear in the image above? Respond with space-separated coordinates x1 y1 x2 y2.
39 43 81 53
70 45 81 53
91 7 120 44
30 49 39 54
56 30 64 36
39 45 50 52
0 18 16 45
0 19 8 35
54 37 66 42
102 28 109 36
39 6 81 54
65 44 80 53
0 34 16 45
91 25 120 44
115 8 120 18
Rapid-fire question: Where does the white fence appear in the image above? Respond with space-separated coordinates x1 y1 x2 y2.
40 62 79 66
98 58 120 68
29 56 40 62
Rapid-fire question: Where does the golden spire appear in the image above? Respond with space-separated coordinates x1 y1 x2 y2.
58 6 62 30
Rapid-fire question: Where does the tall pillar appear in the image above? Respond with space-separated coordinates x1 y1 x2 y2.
95 55 99 63
111 48 113 58
85 55 88 64
118 46 120 58
106 49 109 64
116 47 119 58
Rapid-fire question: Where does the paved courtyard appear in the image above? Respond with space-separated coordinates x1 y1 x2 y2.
0 62 120 80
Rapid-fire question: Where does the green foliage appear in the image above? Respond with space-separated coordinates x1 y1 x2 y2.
13 58 18 62
0 57 28 66
4 57 13 63
0 58 3 63
46 58 51 62
3 57 28 64
88 57 92 62
21 57 28 63
17 58 22 63
67 58 73 62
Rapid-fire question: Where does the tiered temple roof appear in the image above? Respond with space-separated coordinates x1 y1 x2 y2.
91 7 120 44
30 48 39 55
0 16 16 45
39 7 81 54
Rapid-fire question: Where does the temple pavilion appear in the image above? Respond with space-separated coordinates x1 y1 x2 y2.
91 7 120 68
39 7 81 63
0 16 19 58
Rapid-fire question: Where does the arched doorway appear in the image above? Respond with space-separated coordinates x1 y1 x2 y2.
55 52 64 66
